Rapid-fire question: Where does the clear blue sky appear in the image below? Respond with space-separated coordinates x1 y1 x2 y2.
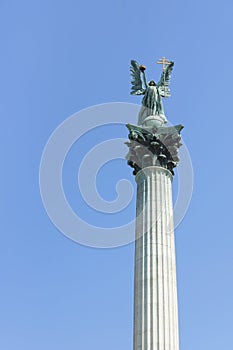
1 0 233 349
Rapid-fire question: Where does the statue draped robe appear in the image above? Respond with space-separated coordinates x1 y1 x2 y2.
138 84 165 125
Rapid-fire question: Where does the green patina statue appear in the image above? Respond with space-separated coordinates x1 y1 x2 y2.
126 58 183 176
130 58 174 126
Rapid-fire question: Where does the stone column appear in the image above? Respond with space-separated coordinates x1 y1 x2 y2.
126 121 183 350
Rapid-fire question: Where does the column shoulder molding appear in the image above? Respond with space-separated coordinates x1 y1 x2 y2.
135 166 173 183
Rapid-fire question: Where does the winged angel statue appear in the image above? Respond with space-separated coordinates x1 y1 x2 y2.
130 60 174 126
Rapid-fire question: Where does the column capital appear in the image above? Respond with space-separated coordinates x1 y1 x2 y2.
126 123 183 176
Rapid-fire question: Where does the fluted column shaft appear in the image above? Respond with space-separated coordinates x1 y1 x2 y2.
133 166 179 350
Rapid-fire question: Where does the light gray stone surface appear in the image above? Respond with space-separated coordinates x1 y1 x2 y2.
133 166 179 350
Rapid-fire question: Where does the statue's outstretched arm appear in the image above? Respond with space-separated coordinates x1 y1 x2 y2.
139 65 148 89
141 71 148 89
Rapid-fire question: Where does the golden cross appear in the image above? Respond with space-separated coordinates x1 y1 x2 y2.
156 56 171 70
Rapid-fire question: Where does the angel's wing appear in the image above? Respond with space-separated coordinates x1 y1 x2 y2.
130 60 145 95
157 61 174 98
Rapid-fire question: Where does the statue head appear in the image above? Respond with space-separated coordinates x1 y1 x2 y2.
149 80 156 86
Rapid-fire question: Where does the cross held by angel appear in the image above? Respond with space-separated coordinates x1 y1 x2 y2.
130 58 174 127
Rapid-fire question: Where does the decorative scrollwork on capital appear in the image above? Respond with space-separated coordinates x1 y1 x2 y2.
125 123 183 176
